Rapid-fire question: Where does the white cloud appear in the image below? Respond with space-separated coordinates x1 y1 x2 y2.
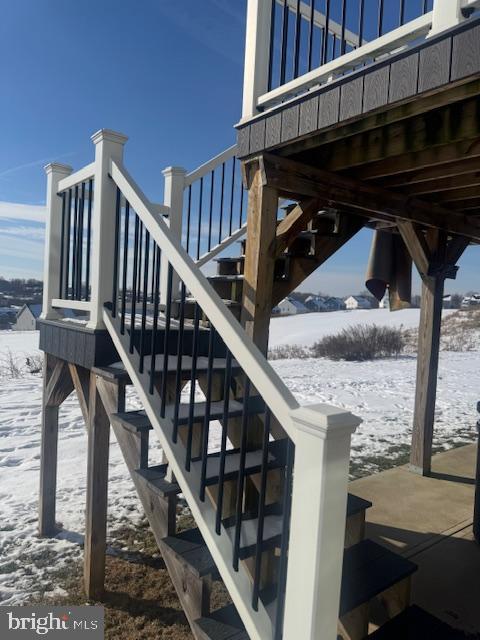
0 201 46 223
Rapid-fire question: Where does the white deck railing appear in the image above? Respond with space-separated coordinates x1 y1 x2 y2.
242 0 480 118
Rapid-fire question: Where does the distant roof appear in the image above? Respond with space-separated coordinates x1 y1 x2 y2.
16 303 42 319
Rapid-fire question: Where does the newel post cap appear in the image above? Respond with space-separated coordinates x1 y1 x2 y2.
91 129 129 146
162 166 187 177
290 403 362 439
44 162 73 176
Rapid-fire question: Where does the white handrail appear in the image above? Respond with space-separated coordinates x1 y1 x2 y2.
57 162 95 192
258 12 433 109
184 144 237 187
109 158 299 443
196 223 247 268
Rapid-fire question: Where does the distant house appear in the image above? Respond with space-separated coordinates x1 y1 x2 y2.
461 294 480 308
344 295 372 311
442 294 453 309
272 297 307 316
14 303 42 331
305 295 327 312
323 297 345 312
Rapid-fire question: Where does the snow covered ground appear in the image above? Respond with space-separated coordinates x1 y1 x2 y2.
0 316 478 605
268 308 455 348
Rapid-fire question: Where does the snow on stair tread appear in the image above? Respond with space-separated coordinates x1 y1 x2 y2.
192 441 285 485
111 397 264 433
143 354 240 374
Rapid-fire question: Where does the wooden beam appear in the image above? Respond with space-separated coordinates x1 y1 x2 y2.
260 153 480 241
84 372 111 600
314 96 480 173
273 215 364 305
398 171 480 196
353 141 480 182
430 186 480 203
240 160 279 355
44 357 73 407
275 198 320 258
378 156 480 188
449 197 480 211
39 353 61 537
69 363 91 425
397 221 430 277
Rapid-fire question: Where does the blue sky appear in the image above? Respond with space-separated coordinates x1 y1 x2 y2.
0 0 477 295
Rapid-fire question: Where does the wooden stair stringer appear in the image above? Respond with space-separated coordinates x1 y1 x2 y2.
103 308 274 640
96 382 211 639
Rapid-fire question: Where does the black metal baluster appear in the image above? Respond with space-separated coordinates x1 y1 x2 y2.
76 182 85 300
160 264 174 417
216 350 233 535
229 157 236 236
200 325 216 502
65 189 72 298
399 0 405 25
150 244 156 303
137 222 143 303
120 201 130 334
196 178 203 261
112 187 121 317
280 0 289 85
274 440 295 640
252 408 270 610
85 180 93 301
59 192 66 298
139 230 150 373
340 0 347 55
208 170 215 252
267 0 276 91
239 185 245 228
423 0 429 13
307 0 315 72
172 282 187 443
185 303 201 470
293 0 301 79
149 245 161 395
233 377 251 571
129 214 140 354
378 0 384 37
358 0 365 47
218 163 225 244
71 185 79 300
186 185 192 255
322 0 331 64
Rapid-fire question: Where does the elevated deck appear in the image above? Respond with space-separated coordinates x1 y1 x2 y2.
351 443 480 634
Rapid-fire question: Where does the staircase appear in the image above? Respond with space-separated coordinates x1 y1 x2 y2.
43 133 462 640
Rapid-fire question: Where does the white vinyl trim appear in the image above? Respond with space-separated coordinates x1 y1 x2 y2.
57 162 95 192
196 223 247 267
52 299 92 311
184 144 237 187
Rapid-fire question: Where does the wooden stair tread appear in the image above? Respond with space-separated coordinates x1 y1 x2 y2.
143 353 240 375
111 397 264 434
135 464 181 497
160 527 218 578
192 439 286 486
346 493 372 517
367 605 466 639
194 603 248 640
91 364 131 383
339 539 417 617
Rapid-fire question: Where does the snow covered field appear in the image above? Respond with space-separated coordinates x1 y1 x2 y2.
0 313 478 605
268 308 455 348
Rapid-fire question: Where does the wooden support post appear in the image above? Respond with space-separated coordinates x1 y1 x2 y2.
410 271 445 475
84 372 111 600
240 160 279 355
39 354 73 537
398 224 469 475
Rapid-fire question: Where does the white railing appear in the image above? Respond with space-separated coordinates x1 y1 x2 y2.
103 136 361 639
242 0 479 118
43 129 362 640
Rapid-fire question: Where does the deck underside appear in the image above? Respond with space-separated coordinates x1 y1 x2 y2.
237 18 480 242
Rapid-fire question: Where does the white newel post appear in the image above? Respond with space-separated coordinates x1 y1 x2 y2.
87 129 128 330
430 0 465 36
41 163 73 320
283 404 361 640
242 0 272 120
160 166 186 305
